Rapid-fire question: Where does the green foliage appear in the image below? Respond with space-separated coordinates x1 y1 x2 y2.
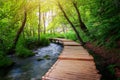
64 31 77 41
0 0 120 73
83 0 120 48
42 33 65 39
39 35 50 46
16 38 34 57
16 45 34 58
24 37 40 49
117 78 120 80
0 51 13 68
78 29 90 42
107 64 116 76
16 35 50 57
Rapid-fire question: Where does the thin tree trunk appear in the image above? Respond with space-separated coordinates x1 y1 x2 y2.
8 10 27 54
53 29 55 35
43 12 46 34
72 2 88 33
33 27 35 37
26 25 30 37
13 10 27 48
62 24 66 33
50 30 52 34
30 26 32 37
38 3 41 41
58 2 84 45
63 26 65 33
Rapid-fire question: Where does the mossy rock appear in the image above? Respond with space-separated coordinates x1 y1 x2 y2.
43 55 50 60
37 58 43 61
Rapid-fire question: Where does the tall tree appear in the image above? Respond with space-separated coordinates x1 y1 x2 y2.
8 9 27 54
43 12 46 34
72 1 88 33
57 1 84 45
38 3 41 41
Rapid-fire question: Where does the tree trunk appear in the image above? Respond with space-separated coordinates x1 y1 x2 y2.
63 26 65 33
43 12 46 34
72 2 88 33
33 27 35 37
8 10 27 54
62 24 66 33
30 26 32 37
38 3 41 41
58 2 84 45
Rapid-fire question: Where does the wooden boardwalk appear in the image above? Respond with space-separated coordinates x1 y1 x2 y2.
42 38 101 80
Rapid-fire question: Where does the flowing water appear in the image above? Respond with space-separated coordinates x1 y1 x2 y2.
2 43 63 80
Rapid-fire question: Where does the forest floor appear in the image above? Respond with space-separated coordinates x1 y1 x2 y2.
85 42 120 80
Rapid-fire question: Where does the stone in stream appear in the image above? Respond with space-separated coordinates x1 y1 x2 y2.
37 58 44 61
43 55 50 60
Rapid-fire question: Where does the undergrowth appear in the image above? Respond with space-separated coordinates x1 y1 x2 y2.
87 48 118 80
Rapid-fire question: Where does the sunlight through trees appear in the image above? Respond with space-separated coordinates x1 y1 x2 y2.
0 1 120 78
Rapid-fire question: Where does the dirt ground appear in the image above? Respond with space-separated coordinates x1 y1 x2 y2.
85 42 120 79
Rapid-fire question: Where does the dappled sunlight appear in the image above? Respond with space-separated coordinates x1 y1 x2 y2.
0 0 120 80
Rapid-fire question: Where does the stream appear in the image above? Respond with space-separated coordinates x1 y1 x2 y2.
2 43 63 80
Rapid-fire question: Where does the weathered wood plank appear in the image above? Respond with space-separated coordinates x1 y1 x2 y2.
42 38 101 80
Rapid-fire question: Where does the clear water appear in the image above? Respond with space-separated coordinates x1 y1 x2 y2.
2 43 63 80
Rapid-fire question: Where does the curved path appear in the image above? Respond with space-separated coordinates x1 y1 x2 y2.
42 38 101 80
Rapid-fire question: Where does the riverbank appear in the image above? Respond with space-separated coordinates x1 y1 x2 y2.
85 42 120 80
0 43 63 80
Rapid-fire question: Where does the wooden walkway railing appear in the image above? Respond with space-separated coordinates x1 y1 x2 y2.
42 38 101 80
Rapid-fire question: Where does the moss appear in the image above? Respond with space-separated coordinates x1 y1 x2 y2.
37 58 43 61
43 55 50 60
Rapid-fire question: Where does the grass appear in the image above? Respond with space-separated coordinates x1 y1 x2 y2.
16 46 34 58
64 31 77 41
16 35 50 58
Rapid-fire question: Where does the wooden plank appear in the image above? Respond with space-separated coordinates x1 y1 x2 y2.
42 38 101 80
63 42 81 46
42 60 101 80
54 38 73 42
59 46 93 61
